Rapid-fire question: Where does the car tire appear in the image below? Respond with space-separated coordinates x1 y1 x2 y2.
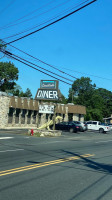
70 128 74 133
99 128 104 133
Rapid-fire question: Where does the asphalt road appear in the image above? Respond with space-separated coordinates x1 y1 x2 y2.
0 129 112 200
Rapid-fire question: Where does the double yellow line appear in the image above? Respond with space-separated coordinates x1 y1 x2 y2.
0 154 94 177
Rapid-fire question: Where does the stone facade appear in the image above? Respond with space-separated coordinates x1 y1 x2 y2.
0 93 10 129
0 93 86 129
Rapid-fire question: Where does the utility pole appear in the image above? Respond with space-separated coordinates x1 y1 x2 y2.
72 90 74 103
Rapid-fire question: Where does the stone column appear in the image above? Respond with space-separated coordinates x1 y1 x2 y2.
64 106 68 122
36 113 39 127
40 113 46 126
73 114 79 121
25 110 28 126
64 114 68 122
30 111 34 125
12 108 16 127
0 94 10 129
19 109 22 126
80 115 84 122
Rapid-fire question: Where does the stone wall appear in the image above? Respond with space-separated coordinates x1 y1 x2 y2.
0 93 10 128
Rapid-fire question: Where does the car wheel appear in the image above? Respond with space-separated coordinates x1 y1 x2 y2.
99 128 104 133
70 128 74 133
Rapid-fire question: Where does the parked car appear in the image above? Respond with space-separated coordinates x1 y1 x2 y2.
85 121 111 133
55 122 80 133
72 121 87 132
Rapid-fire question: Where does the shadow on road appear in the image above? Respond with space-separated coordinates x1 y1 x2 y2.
61 149 112 174
61 149 112 200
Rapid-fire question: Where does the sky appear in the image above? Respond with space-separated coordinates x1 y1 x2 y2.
0 0 112 98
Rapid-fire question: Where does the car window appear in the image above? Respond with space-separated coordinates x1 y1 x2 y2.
68 122 73 125
86 122 92 124
75 121 80 124
93 122 97 125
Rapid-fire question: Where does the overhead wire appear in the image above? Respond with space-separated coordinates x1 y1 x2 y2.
0 0 16 15
1 49 104 90
3 0 97 45
9 44 112 82
2 0 90 40
61 68 112 81
7 43 78 80
1 0 106 86
0 0 75 31
2 38 110 83
1 49 72 86
0 0 56 30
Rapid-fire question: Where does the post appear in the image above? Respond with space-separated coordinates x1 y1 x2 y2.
53 104 56 130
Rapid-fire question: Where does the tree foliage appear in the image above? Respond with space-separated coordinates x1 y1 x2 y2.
0 61 19 91
0 61 32 98
9 85 32 98
68 77 112 121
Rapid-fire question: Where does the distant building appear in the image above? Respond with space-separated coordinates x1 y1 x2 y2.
103 115 112 124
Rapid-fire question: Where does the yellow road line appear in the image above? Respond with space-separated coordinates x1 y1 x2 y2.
0 154 94 177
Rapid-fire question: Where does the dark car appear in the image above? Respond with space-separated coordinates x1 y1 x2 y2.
72 121 87 131
55 122 80 133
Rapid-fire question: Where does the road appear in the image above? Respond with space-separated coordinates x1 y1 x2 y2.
0 129 112 200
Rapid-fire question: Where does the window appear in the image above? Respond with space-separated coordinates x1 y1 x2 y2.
93 122 97 125
86 122 92 124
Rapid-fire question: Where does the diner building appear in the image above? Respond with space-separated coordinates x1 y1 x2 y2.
0 92 86 129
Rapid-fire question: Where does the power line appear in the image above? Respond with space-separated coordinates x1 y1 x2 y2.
0 0 16 15
8 44 78 80
4 0 97 45
2 0 90 41
6 50 74 82
1 39 111 83
0 0 74 31
62 68 112 81
2 40 111 82
0 0 56 30
1 49 72 86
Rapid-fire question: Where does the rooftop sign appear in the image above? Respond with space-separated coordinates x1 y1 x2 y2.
35 80 60 101
40 80 58 90
36 89 59 100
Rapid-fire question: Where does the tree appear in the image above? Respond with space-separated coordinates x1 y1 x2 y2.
96 88 112 117
0 61 19 91
69 77 96 107
0 39 7 59
20 88 32 98
10 85 32 98
68 77 112 121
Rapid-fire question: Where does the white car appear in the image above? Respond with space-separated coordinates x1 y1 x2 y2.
86 121 111 133
108 123 112 130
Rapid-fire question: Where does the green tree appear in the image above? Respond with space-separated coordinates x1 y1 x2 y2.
10 85 32 98
68 77 112 121
0 61 19 91
20 88 32 98
69 77 96 107
96 88 112 117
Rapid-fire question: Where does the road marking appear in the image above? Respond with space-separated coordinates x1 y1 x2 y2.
95 140 112 144
0 154 94 177
0 149 24 153
0 137 14 140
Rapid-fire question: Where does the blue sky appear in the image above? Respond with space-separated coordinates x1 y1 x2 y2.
0 0 112 98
